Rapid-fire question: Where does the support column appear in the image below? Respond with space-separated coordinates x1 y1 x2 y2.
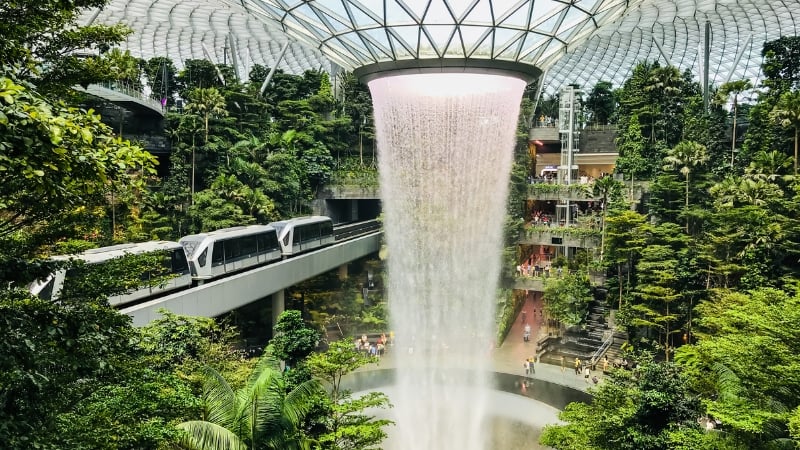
338 264 349 281
271 289 285 328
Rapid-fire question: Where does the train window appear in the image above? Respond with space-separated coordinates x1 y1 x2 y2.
240 235 257 256
293 227 302 245
224 239 241 260
321 221 333 237
212 242 225 266
198 248 208 267
172 249 189 273
310 223 322 241
267 231 280 251
38 277 55 301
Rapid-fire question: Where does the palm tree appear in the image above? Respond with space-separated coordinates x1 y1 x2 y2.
663 140 708 232
745 149 793 183
770 90 800 175
186 87 228 198
716 79 752 168
644 65 681 142
587 175 623 262
178 353 322 450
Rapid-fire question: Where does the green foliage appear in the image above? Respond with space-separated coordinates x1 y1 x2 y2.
138 310 246 376
0 290 199 450
543 273 593 325
629 223 690 360
178 349 324 450
0 75 157 239
770 90 800 175
0 1 132 92
306 340 392 450
55 251 179 302
55 369 198 450
271 310 321 369
586 80 617 125
675 288 800 448
540 360 701 450
142 56 180 107
604 210 647 309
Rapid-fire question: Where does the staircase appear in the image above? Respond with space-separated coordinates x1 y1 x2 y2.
538 299 627 369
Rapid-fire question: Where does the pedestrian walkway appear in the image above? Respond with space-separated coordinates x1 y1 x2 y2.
492 292 603 392
358 293 605 394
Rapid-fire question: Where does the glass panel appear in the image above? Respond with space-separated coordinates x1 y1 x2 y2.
212 242 225 266
172 249 189 273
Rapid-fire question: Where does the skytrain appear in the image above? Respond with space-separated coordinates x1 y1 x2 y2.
29 216 340 306
28 241 192 307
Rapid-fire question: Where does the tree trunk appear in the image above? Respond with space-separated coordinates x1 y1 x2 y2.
730 100 737 168
618 263 623 310
684 174 690 233
795 127 798 176
665 302 670 362
191 134 196 204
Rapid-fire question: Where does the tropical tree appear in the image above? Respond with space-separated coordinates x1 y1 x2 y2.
0 0 132 92
270 309 320 375
630 223 688 361
662 140 708 232
745 149 793 183
604 210 647 310
717 79 753 168
675 288 800 448
770 89 800 175
585 80 616 125
178 351 322 450
614 114 648 197
644 65 683 143
186 87 228 197
542 273 594 326
0 75 156 243
587 176 624 262
540 360 704 450
105 47 143 88
306 340 393 450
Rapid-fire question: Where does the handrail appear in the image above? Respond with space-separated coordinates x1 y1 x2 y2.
590 329 615 363
89 81 165 112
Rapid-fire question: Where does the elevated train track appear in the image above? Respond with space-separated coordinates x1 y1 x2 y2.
120 221 382 326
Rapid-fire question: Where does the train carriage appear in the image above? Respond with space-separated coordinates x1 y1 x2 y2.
28 241 192 307
269 216 335 257
180 225 282 282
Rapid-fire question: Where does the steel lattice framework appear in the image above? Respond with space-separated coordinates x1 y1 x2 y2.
84 0 800 92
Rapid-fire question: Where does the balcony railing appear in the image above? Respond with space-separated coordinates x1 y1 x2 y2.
91 81 165 113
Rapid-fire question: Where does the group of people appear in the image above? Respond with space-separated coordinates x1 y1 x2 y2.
354 332 389 357
562 355 609 384
523 355 537 376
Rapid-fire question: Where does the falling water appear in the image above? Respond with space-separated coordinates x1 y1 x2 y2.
368 73 526 449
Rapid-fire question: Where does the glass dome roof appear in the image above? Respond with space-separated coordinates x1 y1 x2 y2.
83 0 800 92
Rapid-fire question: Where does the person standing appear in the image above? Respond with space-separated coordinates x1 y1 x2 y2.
560 355 565 373
523 323 531 342
523 359 530 376
574 357 581 375
521 309 527 324
528 356 536 374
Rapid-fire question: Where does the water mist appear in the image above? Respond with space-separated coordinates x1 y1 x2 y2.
368 73 526 449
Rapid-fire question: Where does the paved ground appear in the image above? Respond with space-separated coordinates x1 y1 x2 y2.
360 292 605 393
491 291 603 392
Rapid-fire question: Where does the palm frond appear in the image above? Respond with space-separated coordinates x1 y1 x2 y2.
202 366 240 430
177 420 248 450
